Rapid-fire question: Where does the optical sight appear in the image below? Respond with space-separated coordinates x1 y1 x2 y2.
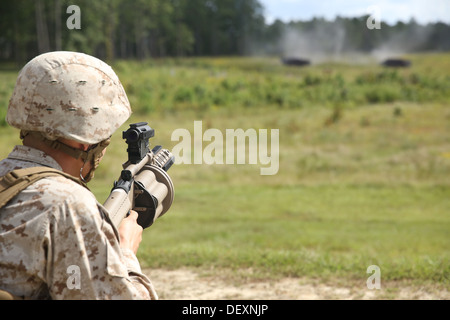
123 122 155 164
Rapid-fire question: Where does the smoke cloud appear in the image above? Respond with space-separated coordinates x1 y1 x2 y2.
254 17 444 64
280 21 351 63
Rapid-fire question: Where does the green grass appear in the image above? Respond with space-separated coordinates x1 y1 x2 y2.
111 53 450 113
139 184 449 282
0 53 449 287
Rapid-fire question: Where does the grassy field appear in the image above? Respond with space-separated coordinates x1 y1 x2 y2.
0 53 449 289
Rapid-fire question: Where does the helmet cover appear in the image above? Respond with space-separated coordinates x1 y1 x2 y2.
7 51 132 145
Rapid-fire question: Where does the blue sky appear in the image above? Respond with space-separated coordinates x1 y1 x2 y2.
259 0 450 25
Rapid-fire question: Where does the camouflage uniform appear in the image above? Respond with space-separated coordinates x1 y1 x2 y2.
0 52 158 299
0 146 157 299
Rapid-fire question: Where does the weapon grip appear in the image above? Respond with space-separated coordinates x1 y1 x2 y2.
103 181 134 228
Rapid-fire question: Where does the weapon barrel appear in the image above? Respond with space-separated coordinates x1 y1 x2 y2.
103 121 175 229
135 167 171 220
103 188 132 228
122 154 151 174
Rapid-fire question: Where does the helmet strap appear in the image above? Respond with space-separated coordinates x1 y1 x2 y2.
21 130 110 182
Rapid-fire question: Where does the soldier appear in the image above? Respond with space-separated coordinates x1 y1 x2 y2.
0 51 157 299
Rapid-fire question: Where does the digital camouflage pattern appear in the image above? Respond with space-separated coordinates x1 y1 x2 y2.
0 145 158 299
1 51 156 299
7 51 131 145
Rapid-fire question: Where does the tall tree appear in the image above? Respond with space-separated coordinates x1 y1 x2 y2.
0 0 448 62
35 0 51 53
54 0 62 51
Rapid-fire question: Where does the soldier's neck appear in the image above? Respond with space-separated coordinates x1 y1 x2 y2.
23 135 89 178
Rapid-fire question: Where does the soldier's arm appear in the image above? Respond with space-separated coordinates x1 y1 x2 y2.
42 186 157 300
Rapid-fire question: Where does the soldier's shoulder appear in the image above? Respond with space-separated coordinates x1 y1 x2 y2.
33 174 97 205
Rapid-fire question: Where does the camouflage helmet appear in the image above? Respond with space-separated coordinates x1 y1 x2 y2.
7 51 131 145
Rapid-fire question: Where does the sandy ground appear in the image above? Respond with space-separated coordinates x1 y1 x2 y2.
145 268 449 300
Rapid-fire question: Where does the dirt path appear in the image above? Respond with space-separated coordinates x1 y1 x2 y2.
145 268 449 300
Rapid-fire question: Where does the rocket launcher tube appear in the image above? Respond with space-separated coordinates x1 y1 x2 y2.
103 122 175 229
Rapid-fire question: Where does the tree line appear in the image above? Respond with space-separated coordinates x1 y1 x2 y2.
0 0 449 63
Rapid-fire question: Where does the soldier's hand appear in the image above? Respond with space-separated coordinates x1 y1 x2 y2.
118 210 143 255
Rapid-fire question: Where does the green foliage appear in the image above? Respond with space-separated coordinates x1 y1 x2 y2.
0 69 17 127
104 54 450 115
0 0 266 61
140 185 450 282
1 1 449 62
1 54 449 285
